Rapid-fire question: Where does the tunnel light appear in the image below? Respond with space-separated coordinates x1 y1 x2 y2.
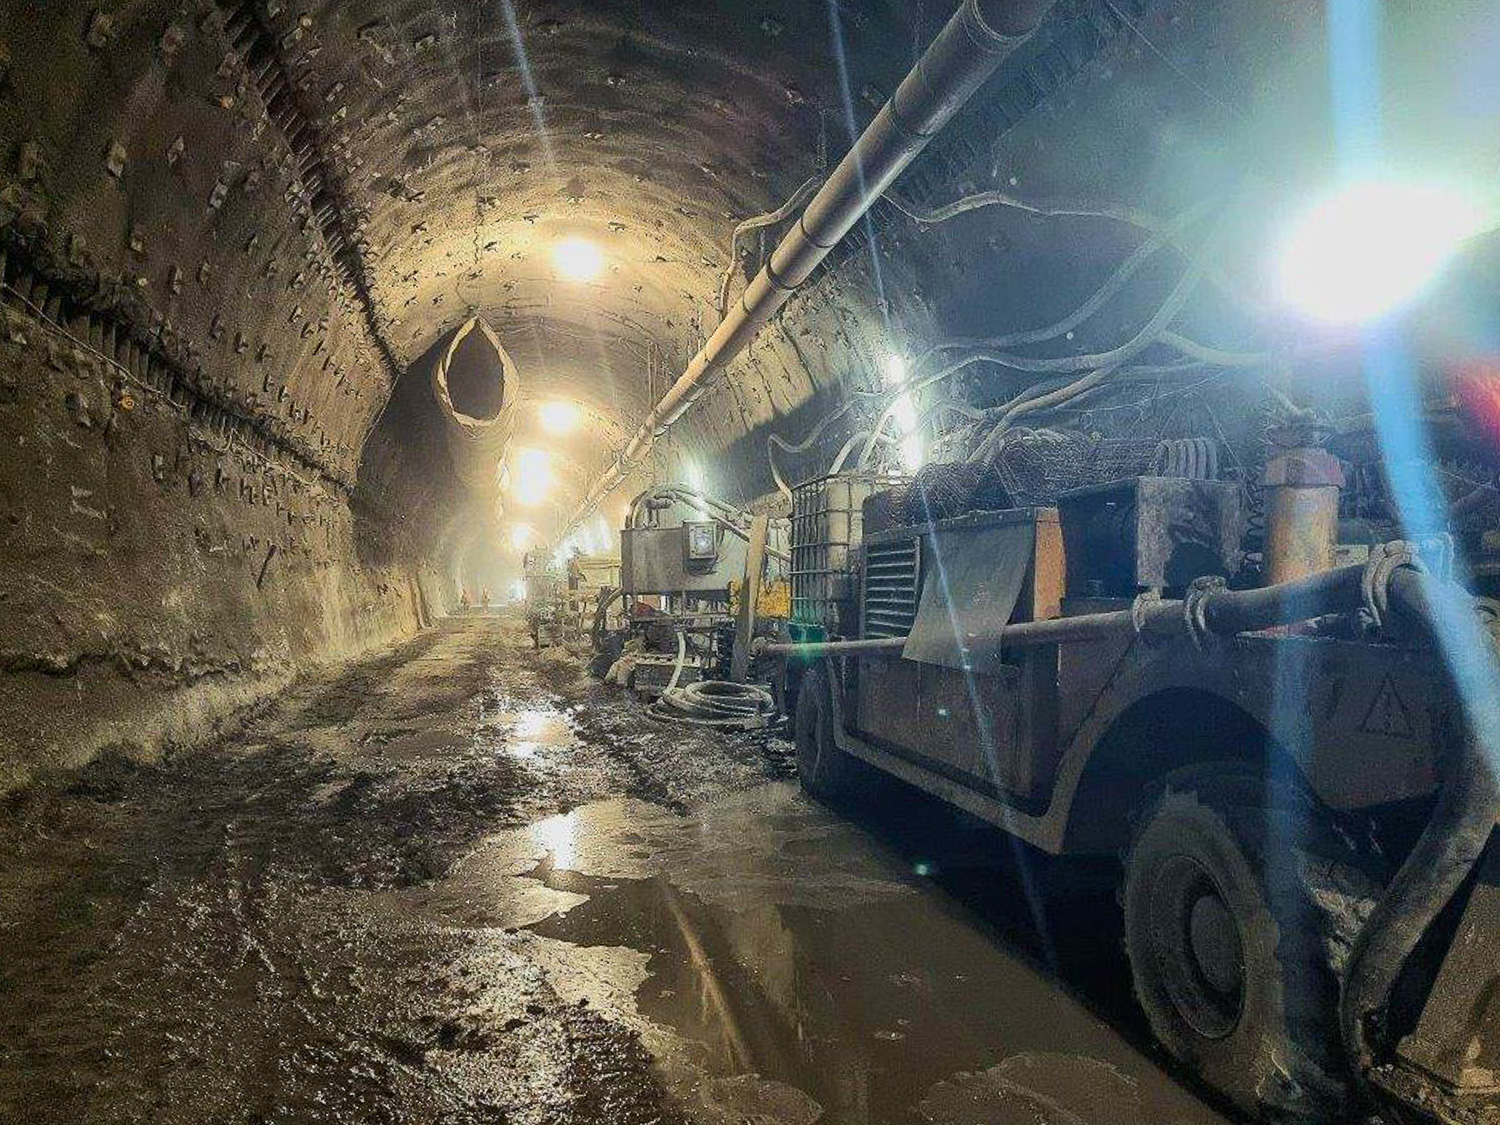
539 400 581 434
510 579 526 601
510 523 534 551
553 236 604 283
891 389 925 472
684 460 705 495
883 353 908 385
595 516 612 551
510 448 553 507
1275 180 1488 324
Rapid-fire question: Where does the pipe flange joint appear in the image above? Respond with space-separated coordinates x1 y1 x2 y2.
1362 540 1428 633
1183 575 1228 651
961 0 1026 53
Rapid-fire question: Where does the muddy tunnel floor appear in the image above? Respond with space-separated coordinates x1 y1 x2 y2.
0 615 1232 1125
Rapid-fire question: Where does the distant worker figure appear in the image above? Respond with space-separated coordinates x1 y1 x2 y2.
459 589 471 611
481 587 491 610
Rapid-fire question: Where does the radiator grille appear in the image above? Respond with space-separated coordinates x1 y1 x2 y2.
863 538 919 638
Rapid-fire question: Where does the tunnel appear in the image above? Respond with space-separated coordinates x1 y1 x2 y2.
4 1 1500 1123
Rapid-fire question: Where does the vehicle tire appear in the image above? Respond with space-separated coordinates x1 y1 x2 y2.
1123 766 1357 1121
794 665 865 805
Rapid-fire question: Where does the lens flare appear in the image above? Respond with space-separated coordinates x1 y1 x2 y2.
891 390 924 471
1275 180 1487 324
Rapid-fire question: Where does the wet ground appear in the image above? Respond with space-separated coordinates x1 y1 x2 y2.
0 614 1232 1125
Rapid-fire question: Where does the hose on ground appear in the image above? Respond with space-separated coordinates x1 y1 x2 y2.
664 627 688 694
651 680 778 729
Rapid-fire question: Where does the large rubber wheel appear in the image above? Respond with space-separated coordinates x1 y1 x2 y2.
1123 767 1356 1121
794 666 865 804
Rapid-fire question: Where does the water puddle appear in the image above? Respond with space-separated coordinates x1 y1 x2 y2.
413 784 1229 1125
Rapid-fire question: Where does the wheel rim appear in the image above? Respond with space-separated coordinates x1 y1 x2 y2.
1148 854 1246 1040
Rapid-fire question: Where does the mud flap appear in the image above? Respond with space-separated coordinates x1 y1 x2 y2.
1396 828 1500 1093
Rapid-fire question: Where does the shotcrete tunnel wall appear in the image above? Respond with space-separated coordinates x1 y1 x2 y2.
0 3 426 790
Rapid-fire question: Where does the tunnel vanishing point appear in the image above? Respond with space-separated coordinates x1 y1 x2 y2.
5 1 1500 1123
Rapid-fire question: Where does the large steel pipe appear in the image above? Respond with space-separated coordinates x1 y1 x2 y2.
571 0 1058 526
756 563 1377 658
431 316 518 501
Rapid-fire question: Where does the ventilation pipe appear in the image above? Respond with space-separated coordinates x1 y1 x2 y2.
567 0 1059 530
431 316 518 502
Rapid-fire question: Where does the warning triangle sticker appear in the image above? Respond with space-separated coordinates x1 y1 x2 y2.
1359 674 1415 739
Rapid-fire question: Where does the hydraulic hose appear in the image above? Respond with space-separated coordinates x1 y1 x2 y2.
664 626 688 694
1339 573 1500 1075
652 680 778 729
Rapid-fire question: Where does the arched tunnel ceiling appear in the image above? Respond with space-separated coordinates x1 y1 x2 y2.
4 0 1494 554
280 0 932 504
298 0 1500 522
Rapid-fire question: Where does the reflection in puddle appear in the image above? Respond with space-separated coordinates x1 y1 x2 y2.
491 706 573 761
530 809 580 870
507 786 1228 1125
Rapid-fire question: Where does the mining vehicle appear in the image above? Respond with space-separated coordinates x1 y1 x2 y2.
763 435 1500 1122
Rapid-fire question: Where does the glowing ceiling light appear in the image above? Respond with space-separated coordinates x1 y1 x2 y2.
510 578 526 601
883 353 908 385
553 236 604 282
510 447 553 507
1275 179 1488 324
510 523 533 551
538 400 581 434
